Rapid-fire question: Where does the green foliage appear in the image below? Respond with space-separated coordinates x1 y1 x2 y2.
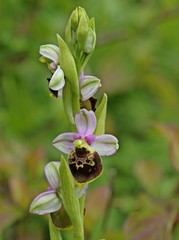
95 94 107 135
1 0 179 239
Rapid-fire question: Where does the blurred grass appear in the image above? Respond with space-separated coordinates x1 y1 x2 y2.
0 0 179 239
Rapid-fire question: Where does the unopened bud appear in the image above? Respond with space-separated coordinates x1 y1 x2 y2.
83 28 96 54
76 14 89 52
71 8 79 30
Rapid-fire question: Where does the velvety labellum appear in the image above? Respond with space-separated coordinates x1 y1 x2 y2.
68 147 103 183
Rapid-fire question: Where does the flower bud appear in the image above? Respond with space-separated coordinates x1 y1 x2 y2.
65 7 96 72
70 8 79 30
83 28 96 54
76 13 89 52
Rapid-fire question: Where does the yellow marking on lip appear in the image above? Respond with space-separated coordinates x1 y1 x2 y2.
74 139 83 148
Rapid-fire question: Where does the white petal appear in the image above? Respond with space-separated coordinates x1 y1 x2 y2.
57 88 63 98
30 190 62 215
75 109 96 138
40 44 59 64
52 133 76 154
45 162 61 189
76 184 88 198
91 134 119 156
49 66 65 91
80 76 101 101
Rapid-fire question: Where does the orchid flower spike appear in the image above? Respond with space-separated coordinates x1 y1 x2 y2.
52 109 119 183
30 161 87 215
39 44 65 98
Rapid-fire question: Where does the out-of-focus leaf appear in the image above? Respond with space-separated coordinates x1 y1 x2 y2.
0 159 18 176
17 232 44 240
9 174 30 208
173 222 179 240
84 185 113 240
25 147 45 178
134 160 163 195
103 230 125 240
124 212 172 240
155 124 179 172
124 195 177 240
85 185 112 231
15 220 45 240
144 74 179 107
0 199 22 231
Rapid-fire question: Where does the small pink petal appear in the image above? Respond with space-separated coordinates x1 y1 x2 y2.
45 162 61 189
85 134 96 145
80 70 84 79
75 109 96 138
50 62 57 70
91 134 119 156
52 133 76 154
30 190 61 215
80 76 101 101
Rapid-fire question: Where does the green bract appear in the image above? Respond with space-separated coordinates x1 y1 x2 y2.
95 94 108 135
62 82 75 125
57 34 80 124
60 156 84 240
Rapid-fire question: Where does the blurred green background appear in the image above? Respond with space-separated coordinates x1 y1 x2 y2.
1 0 179 239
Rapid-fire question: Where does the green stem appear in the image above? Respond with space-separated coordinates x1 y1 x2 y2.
49 216 62 240
79 194 86 222
73 223 84 240
63 81 75 125
71 195 86 240
72 91 80 115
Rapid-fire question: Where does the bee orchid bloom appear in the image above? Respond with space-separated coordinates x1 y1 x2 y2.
30 161 62 215
30 161 87 215
52 109 119 183
39 44 65 97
